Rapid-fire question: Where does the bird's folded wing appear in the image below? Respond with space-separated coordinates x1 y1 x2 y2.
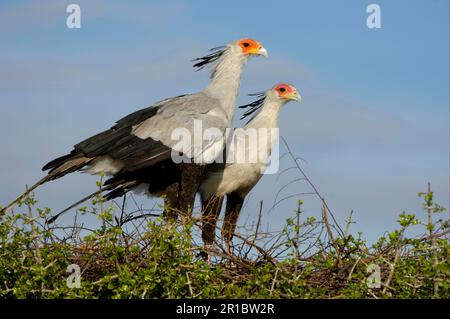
71 92 227 170
131 92 228 158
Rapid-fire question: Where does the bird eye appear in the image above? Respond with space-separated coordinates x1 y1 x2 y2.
242 42 250 47
279 87 286 93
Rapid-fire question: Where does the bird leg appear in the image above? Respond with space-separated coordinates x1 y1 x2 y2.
201 195 224 245
200 195 223 262
177 163 204 217
222 192 244 256
160 182 179 221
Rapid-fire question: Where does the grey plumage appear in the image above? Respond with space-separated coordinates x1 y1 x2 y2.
199 83 302 254
1 38 269 218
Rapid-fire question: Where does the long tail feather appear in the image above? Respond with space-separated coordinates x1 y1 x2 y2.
1 155 92 215
47 189 104 224
0 174 54 215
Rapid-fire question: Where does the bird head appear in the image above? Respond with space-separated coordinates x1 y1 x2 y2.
272 83 301 103
193 38 267 71
235 38 268 57
239 83 301 121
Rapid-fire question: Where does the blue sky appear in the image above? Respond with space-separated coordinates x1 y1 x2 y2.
0 0 448 243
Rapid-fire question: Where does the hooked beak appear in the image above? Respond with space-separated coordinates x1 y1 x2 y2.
286 91 302 103
257 46 268 57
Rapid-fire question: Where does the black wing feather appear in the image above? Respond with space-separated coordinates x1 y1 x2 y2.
43 103 171 173
238 92 266 122
192 46 226 70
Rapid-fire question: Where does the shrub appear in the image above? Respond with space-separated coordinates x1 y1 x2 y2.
0 185 448 299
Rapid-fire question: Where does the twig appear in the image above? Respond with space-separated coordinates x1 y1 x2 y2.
382 246 400 295
186 272 194 297
270 268 279 296
347 257 361 281
253 201 263 244
426 182 440 298
281 136 345 237
322 203 342 266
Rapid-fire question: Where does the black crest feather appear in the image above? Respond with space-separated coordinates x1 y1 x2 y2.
239 92 266 121
192 46 226 70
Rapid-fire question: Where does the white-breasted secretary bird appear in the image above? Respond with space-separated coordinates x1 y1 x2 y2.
1 38 268 217
198 83 301 254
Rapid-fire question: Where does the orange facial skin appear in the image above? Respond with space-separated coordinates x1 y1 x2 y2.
237 38 263 55
274 83 295 97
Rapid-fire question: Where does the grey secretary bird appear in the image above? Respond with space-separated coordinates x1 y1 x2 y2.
199 83 301 255
1 38 268 217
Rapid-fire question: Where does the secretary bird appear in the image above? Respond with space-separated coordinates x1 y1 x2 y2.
1 38 268 217
199 83 301 255
81 84 301 256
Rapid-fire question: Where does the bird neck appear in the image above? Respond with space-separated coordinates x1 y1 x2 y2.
203 47 246 124
246 100 283 130
244 100 283 158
